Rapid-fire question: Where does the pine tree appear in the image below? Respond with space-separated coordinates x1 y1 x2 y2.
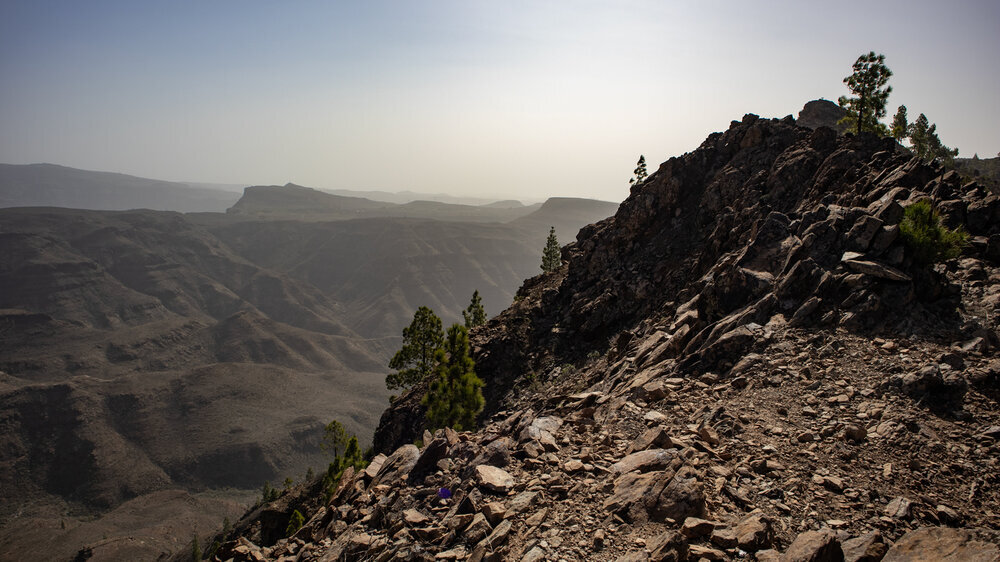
838 52 893 136
321 420 366 478
321 420 348 458
285 510 305 536
927 128 958 167
387 306 444 391
909 113 931 160
541 226 561 273
190 532 202 561
908 113 957 166
319 428 368 501
926 122 958 168
341 435 364 470
629 155 648 190
462 290 487 329
890 105 908 142
260 480 279 503
423 324 484 432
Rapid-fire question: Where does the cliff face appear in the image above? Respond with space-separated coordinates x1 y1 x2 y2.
222 113 1000 561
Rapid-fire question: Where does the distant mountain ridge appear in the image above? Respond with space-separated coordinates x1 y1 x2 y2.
0 163 242 212
0 163 558 215
323 188 538 206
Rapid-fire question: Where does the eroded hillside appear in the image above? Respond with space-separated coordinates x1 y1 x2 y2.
0 194 618 560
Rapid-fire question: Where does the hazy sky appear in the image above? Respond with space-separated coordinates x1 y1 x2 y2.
1 1 997 202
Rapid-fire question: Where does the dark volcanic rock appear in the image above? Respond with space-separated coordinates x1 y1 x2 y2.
796 99 848 132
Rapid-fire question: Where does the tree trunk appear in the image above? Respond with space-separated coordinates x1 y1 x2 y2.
857 98 863 136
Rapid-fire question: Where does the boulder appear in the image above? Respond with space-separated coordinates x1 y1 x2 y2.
370 444 420 488
680 517 717 539
897 364 968 403
611 449 680 475
796 99 847 131
603 466 706 523
735 510 775 552
362 454 387 480
631 426 679 451
842 532 887 562
518 416 562 450
882 527 1000 561
473 465 515 494
841 254 911 282
846 215 884 251
781 529 842 562
409 436 450 483
467 437 513 469
648 529 689 562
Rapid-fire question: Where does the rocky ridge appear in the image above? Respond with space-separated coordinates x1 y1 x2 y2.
215 112 1000 561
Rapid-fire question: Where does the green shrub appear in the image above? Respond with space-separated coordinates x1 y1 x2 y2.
899 200 968 264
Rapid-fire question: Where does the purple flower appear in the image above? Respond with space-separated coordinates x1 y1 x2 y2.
438 487 452 499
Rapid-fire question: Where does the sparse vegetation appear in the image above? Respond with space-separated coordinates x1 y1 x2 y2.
463 290 487 329
526 372 542 393
387 306 444 391
259 481 280 504
423 324 484 432
541 226 561 273
899 200 969 265
838 51 892 136
319 419 367 502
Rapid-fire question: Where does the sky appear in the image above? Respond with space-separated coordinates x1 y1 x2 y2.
1 1 998 203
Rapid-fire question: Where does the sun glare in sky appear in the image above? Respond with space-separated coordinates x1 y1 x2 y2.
1 1 997 202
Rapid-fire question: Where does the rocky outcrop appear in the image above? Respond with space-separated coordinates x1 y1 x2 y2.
796 99 848 132
219 109 1000 561
377 110 999 452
